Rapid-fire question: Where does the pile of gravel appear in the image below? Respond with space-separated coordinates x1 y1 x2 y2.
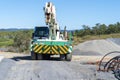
73 39 120 55
107 38 120 45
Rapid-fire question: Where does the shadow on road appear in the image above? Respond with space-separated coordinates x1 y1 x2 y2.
11 56 31 61
11 56 61 61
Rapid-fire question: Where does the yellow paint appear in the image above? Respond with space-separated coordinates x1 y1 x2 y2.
52 47 58 54
59 46 66 53
35 45 43 53
43 47 50 54
33 45 39 50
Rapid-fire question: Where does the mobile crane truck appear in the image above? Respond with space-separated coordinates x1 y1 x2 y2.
30 2 73 61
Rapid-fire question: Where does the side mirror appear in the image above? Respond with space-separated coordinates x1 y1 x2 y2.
32 33 34 39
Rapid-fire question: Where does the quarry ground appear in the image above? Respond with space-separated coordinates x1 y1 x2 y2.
0 38 120 80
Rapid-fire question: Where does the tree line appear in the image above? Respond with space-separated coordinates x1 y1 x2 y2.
74 22 120 37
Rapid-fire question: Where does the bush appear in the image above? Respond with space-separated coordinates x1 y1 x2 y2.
13 30 33 53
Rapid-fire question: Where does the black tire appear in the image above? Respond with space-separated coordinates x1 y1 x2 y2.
65 53 72 61
42 54 50 60
60 54 65 60
37 54 43 60
31 51 37 60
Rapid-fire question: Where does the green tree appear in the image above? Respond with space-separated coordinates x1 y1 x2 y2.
99 24 107 34
107 24 116 34
82 25 91 35
13 30 33 52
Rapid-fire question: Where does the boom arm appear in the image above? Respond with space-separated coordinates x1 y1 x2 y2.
44 2 59 40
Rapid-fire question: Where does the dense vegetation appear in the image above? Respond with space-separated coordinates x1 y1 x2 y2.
0 30 33 53
0 22 120 53
74 22 120 37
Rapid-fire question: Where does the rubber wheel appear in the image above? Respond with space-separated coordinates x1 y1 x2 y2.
60 54 65 60
42 54 50 60
31 51 37 60
65 53 72 61
37 54 43 60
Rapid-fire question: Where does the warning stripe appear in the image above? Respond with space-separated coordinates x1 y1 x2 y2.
54 45 58 49
38 50 42 53
48 51 50 54
63 46 68 52
53 46 59 54
43 47 50 54
33 45 39 51
39 45 46 54
59 46 67 53
44 45 48 49
60 51 63 54
51 51 54 54
32 45 69 54
62 46 68 53
35 45 43 53
52 46 59 54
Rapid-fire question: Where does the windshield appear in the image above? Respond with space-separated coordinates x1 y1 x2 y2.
34 27 49 37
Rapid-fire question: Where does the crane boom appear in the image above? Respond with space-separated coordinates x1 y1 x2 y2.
44 2 59 40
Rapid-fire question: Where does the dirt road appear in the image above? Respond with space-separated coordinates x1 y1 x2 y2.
0 39 119 80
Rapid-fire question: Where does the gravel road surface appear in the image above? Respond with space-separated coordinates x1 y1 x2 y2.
0 39 119 80
3 59 95 80
0 57 116 80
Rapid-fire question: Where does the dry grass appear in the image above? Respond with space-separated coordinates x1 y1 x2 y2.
73 33 120 45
